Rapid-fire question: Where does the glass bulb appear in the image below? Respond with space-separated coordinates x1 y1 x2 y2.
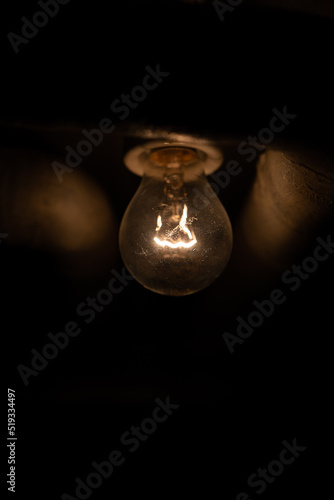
119 146 233 296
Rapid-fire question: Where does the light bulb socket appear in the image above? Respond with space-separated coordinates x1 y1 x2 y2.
150 146 197 168
123 140 223 177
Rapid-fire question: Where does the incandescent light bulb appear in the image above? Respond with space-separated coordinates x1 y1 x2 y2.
119 142 233 296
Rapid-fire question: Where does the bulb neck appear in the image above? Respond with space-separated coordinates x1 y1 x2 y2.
145 146 206 182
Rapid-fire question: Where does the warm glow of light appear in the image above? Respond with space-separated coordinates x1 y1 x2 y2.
156 215 162 231
154 204 197 249
179 204 193 240
154 237 197 249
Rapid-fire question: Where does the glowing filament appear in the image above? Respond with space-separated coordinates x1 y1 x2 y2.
153 238 196 249
179 204 193 240
156 215 162 231
154 204 197 249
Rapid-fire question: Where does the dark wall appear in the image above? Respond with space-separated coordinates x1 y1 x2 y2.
1 1 333 499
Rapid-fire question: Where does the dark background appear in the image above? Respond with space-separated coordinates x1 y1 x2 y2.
1 1 333 498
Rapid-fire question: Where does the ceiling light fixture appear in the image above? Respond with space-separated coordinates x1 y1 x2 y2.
119 140 233 296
